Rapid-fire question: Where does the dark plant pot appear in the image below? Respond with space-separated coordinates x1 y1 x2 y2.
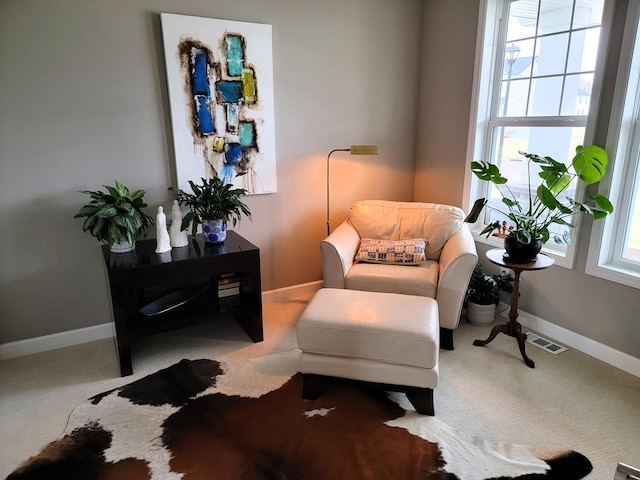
504 236 542 263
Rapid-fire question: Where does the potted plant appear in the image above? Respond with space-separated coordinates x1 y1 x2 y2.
169 177 251 244
73 180 154 253
464 144 614 262
465 263 514 326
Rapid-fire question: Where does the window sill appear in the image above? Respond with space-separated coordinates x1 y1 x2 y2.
585 261 640 289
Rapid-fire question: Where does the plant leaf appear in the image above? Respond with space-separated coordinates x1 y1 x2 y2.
516 229 531 243
464 198 487 223
572 145 608 185
537 185 558 210
470 161 508 184
114 180 130 197
501 197 520 209
591 193 614 214
73 205 100 218
97 205 118 218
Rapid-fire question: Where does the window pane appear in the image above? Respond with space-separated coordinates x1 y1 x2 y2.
503 39 534 79
486 125 586 233
530 76 563 115
567 27 600 72
501 0 604 120
491 125 585 180
561 73 593 115
539 0 574 34
500 78 529 116
535 33 569 76
623 160 640 262
574 0 604 28
507 0 540 42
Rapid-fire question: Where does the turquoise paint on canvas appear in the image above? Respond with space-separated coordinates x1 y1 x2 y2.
226 35 244 77
239 122 255 147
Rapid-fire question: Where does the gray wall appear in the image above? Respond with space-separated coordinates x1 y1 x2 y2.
414 0 479 208
0 0 423 342
2 0 638 362
414 0 640 360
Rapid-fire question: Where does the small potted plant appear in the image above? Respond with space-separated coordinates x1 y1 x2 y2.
465 145 614 262
465 263 514 326
169 177 251 244
73 180 154 253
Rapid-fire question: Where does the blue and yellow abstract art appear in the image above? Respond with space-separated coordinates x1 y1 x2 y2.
161 13 277 194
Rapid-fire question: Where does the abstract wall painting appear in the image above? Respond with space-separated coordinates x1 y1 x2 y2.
161 13 277 194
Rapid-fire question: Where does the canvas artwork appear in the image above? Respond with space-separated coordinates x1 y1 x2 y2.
161 13 277 195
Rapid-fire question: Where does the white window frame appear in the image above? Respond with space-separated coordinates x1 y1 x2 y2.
465 0 611 269
586 0 640 289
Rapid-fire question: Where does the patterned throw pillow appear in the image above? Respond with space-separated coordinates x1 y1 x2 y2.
355 238 427 264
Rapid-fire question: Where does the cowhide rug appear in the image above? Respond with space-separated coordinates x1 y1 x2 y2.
8 351 592 480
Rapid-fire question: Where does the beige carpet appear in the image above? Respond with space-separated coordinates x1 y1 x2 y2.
1 296 639 479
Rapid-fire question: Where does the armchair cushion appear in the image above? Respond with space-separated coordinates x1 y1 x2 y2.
355 238 427 264
346 261 438 297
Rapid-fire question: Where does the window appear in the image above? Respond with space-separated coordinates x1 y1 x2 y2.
468 0 607 268
587 1 640 289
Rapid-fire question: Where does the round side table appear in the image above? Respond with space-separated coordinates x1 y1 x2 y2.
473 248 554 368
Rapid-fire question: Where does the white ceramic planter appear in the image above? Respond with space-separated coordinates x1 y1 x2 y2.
110 239 136 254
466 301 497 326
202 219 227 244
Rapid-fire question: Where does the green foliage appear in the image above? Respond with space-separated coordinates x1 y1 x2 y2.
169 177 252 238
465 263 514 306
73 180 154 248
464 145 614 245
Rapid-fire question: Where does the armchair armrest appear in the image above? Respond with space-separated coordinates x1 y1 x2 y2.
320 221 361 288
436 225 478 330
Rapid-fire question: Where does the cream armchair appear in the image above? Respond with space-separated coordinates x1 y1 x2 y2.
320 200 478 350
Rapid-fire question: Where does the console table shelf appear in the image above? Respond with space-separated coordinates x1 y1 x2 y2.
102 231 263 376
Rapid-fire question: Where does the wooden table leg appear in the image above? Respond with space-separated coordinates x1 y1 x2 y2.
473 323 508 347
512 320 535 368
473 267 535 368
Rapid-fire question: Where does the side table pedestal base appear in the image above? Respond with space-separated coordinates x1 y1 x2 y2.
473 319 535 368
473 249 554 369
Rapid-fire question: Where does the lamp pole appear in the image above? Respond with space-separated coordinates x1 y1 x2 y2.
326 148 350 236
326 146 379 236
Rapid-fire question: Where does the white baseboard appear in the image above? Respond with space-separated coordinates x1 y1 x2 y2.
0 282 324 361
261 280 323 304
2 281 638 379
0 323 115 360
512 310 640 378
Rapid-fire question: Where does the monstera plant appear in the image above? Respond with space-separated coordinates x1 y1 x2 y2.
465 145 614 261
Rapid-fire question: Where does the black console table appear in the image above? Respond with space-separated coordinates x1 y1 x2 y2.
101 231 263 376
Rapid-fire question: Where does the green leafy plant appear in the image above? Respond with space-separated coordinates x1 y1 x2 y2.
464 145 614 245
465 263 514 306
73 180 154 248
169 177 251 237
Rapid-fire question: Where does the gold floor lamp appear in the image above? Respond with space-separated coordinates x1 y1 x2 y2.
326 145 379 236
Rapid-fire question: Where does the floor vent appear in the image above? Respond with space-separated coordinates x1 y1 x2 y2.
525 332 567 354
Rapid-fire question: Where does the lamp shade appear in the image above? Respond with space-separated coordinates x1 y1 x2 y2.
350 145 379 155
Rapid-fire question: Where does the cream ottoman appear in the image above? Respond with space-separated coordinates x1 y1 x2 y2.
296 288 439 415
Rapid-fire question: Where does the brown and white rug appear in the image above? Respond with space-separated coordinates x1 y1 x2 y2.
8 350 592 479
